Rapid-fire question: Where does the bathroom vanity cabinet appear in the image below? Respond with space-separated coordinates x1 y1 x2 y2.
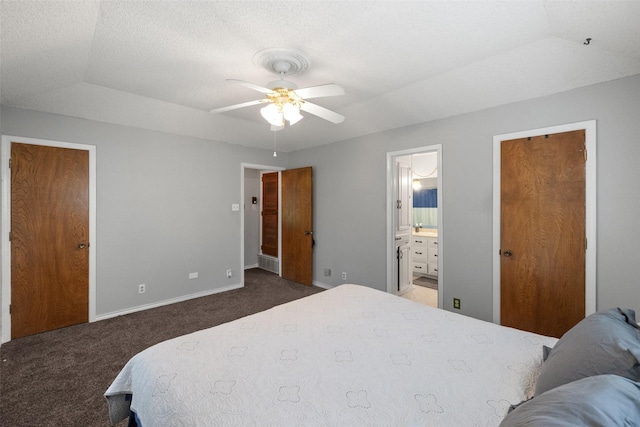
412 234 438 277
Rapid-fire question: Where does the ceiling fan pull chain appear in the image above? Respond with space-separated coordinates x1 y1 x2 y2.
273 130 277 157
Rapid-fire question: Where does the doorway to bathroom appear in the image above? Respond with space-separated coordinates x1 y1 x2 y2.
409 151 439 306
386 145 443 309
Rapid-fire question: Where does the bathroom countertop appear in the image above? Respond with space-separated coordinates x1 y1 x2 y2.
412 229 438 238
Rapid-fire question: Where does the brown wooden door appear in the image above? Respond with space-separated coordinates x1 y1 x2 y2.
11 143 89 339
261 172 279 257
281 167 313 285
500 130 586 338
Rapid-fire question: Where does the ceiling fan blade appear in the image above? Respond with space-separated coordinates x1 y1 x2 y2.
300 101 345 124
210 99 265 113
227 79 274 94
293 84 344 99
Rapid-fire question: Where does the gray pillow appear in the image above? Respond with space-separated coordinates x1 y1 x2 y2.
500 375 640 426
535 307 640 395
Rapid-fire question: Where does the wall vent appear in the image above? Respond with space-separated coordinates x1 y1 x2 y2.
258 254 279 274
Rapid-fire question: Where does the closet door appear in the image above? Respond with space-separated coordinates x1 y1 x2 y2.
500 130 586 338
11 143 89 338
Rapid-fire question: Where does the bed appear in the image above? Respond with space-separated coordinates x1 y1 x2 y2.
105 284 558 426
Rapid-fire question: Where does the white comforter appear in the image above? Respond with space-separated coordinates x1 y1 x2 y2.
106 284 557 426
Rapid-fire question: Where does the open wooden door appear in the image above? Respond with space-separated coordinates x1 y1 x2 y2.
11 143 89 338
261 172 278 257
281 167 313 285
500 130 586 338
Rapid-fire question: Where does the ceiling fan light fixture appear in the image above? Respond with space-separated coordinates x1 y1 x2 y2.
215 49 344 134
260 104 284 127
283 102 303 125
266 80 298 91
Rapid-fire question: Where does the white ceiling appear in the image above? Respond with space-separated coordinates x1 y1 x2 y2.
2 1 640 153
412 152 438 180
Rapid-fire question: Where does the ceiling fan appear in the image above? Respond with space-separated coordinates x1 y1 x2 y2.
210 49 345 131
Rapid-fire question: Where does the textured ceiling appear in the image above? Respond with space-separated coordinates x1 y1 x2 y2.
2 1 640 152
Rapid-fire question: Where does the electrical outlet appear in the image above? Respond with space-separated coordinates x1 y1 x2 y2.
138 284 146 294
453 298 461 309
189 272 198 279
226 269 232 278
342 272 347 280
324 268 332 277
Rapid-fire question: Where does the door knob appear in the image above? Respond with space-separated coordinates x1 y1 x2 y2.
503 250 512 257
304 231 313 236
77 243 87 249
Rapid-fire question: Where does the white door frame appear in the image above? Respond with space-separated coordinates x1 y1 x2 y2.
240 163 285 285
386 144 443 308
492 120 597 324
1 135 97 343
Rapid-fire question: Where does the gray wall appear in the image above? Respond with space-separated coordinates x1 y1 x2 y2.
0 107 288 317
290 74 640 321
2 74 639 326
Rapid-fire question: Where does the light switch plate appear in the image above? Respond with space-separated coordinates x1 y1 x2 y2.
231 203 240 211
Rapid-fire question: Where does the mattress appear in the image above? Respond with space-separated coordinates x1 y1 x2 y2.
106 284 557 426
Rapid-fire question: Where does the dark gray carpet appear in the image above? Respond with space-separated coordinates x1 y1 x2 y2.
0 268 323 427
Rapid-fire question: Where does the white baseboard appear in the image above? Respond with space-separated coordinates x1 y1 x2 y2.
244 263 259 270
95 282 244 321
312 281 335 290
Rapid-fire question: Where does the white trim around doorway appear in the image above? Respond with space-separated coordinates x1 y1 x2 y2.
386 144 443 309
1 135 97 343
492 120 597 325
